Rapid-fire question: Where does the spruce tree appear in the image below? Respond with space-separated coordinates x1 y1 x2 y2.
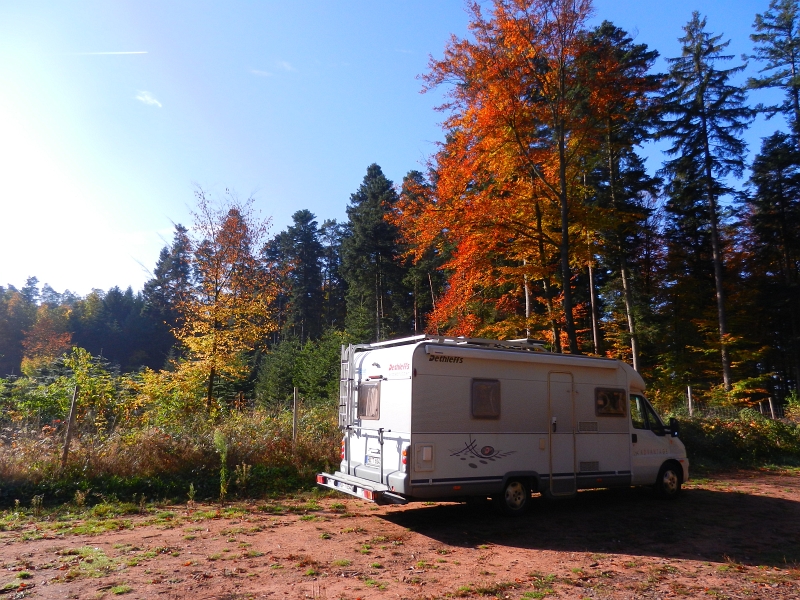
745 132 800 390
399 170 446 335
583 21 661 369
271 210 324 342
657 155 719 389
341 164 411 342
659 12 753 391
142 224 193 366
0 282 37 376
748 0 800 140
319 219 347 330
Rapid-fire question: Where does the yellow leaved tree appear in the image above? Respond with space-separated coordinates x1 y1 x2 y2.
173 189 280 410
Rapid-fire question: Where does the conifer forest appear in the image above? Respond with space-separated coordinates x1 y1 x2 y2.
1 0 800 503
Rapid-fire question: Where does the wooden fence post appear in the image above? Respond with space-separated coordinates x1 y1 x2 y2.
292 387 299 447
687 386 693 417
768 397 776 419
61 385 80 469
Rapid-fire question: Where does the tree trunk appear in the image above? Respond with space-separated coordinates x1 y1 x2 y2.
588 257 601 356
620 259 640 371
776 171 800 389
558 122 580 354
534 199 562 352
790 51 800 147
523 259 531 339
607 120 638 369
207 319 219 409
700 113 733 391
375 270 380 342
206 365 216 410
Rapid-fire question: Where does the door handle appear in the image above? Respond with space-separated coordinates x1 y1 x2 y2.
551 417 557 433
632 433 638 443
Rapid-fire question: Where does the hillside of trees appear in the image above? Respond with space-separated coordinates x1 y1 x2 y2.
2 0 800 416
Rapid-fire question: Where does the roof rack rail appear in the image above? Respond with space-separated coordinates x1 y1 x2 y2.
352 335 550 353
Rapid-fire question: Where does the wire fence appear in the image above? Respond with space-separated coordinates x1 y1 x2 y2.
681 400 787 420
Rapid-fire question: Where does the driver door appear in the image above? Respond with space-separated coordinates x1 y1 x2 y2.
629 395 670 485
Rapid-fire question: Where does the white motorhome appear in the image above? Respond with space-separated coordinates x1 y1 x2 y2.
317 335 688 514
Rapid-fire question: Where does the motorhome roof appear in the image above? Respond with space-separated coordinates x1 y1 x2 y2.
356 335 550 352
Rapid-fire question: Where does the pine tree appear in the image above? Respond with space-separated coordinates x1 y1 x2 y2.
591 149 660 367
0 282 38 376
319 219 347 330
583 21 661 369
399 170 446 335
657 155 719 389
659 12 753 391
143 224 193 366
271 210 325 342
744 132 800 390
341 164 411 342
748 0 800 140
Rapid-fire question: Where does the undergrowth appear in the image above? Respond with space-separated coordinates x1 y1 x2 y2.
0 407 339 507
677 408 800 470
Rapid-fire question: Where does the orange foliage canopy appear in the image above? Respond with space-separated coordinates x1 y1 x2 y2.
392 0 655 350
22 305 72 366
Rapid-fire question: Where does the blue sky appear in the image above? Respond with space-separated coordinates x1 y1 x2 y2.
0 0 784 296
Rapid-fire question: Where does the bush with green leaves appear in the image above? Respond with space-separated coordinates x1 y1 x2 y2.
256 330 345 408
1 348 137 436
679 410 800 467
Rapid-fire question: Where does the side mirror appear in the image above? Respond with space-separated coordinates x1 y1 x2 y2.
669 417 680 437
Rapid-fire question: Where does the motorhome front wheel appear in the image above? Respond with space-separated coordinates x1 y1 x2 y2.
655 463 682 498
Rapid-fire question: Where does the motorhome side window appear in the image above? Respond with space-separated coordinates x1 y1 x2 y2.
471 379 501 419
595 388 626 417
357 381 380 420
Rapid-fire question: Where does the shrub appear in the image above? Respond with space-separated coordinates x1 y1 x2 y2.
679 411 800 467
0 405 339 506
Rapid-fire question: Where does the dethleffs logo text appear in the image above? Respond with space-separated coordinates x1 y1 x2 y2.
388 363 410 371
428 355 464 363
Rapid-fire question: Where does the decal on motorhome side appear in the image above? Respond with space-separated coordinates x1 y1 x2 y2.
450 436 516 469
428 355 464 363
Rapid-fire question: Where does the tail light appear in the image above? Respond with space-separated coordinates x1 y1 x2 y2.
401 445 409 472
341 438 346 460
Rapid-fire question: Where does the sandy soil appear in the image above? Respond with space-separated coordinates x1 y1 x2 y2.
0 470 798 599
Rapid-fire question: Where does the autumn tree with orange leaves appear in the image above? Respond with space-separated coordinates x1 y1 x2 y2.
21 304 72 374
393 0 659 355
173 189 281 409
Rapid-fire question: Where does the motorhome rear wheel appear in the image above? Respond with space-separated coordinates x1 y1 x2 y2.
655 462 683 498
497 479 530 516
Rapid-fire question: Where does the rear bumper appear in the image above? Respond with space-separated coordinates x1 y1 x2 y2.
316 472 409 505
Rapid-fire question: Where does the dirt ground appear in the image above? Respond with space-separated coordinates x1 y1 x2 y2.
1 470 798 600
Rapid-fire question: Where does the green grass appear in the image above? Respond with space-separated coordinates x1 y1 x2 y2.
111 584 133 594
473 581 517 595
332 558 352 567
57 546 117 580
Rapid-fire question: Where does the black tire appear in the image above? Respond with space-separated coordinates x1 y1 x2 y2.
496 479 530 516
655 463 682 499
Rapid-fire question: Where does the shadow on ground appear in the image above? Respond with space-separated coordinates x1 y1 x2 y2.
380 486 800 567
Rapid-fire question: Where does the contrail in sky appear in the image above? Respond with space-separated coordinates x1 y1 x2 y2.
70 51 148 55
